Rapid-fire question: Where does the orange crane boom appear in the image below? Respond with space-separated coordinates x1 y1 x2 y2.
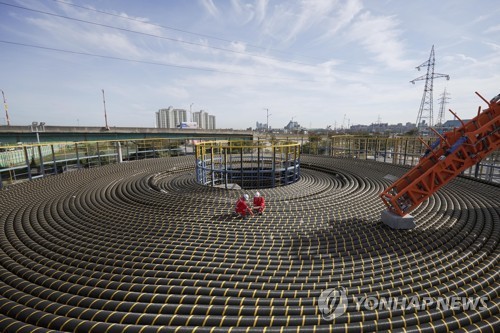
380 92 499 223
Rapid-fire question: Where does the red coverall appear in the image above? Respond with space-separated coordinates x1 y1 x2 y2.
253 196 265 213
235 198 253 217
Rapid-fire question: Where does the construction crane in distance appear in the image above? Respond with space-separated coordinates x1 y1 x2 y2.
380 91 500 229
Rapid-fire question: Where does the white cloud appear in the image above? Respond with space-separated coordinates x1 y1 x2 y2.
25 15 142 57
286 0 339 41
442 53 478 64
318 0 363 40
2 0 499 129
230 41 247 53
345 11 412 70
115 13 164 36
228 0 269 25
263 0 341 44
159 85 190 100
93 32 142 57
199 0 220 17
483 41 500 51
254 0 269 24
484 24 500 33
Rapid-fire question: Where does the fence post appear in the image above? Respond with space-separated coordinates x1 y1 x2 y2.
117 141 123 163
51 145 57 175
273 147 277 187
211 146 215 186
365 138 368 160
75 143 81 169
257 146 261 188
240 147 244 187
384 138 388 163
224 147 228 189
403 138 408 165
37 145 45 176
23 146 32 181
96 142 101 167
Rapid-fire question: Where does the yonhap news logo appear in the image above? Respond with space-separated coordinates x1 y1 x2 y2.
318 287 489 321
318 287 348 320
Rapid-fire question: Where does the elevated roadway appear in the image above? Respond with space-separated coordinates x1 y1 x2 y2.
0 125 253 144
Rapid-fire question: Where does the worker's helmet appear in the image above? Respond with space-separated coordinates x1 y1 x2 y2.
243 194 249 201
254 192 260 197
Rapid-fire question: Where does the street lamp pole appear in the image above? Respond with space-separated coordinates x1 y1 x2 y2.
264 108 271 132
31 121 45 143
102 89 109 130
1 89 11 126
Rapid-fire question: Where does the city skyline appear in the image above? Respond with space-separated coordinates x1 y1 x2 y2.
1 0 499 129
156 106 216 130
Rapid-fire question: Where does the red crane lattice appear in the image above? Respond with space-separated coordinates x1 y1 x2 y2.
380 92 500 217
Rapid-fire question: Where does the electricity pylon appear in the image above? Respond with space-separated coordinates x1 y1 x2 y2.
410 45 450 133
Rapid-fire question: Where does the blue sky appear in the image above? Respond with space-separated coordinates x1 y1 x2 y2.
0 0 499 129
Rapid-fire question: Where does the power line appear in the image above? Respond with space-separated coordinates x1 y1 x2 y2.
0 39 317 82
0 1 403 82
51 1 265 52
0 1 315 67
51 0 329 63
1 1 389 77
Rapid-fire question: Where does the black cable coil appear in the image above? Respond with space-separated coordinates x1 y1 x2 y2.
0 155 498 332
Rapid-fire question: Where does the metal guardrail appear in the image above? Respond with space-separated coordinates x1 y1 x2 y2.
1 136 498 188
302 135 499 184
0 138 194 188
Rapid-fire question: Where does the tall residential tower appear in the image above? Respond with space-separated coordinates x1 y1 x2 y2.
193 110 216 129
156 107 187 128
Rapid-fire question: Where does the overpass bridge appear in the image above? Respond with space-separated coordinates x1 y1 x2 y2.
0 125 253 144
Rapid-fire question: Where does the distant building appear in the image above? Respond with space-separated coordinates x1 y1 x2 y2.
284 120 302 132
193 110 216 129
255 121 268 131
208 115 216 130
193 110 207 129
438 119 471 133
350 121 416 134
156 107 187 128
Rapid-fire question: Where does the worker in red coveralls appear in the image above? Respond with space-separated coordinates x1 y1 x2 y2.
252 192 265 215
235 194 253 218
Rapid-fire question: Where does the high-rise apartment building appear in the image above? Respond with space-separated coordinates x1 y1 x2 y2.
208 115 216 130
156 107 187 128
193 110 216 129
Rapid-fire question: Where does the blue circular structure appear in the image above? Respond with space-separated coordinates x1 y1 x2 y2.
195 140 301 189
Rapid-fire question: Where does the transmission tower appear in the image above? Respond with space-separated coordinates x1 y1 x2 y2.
410 45 449 132
436 88 451 128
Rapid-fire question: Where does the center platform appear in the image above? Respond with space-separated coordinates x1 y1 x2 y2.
195 140 301 188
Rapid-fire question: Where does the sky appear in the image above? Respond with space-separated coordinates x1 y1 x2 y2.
0 0 499 130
